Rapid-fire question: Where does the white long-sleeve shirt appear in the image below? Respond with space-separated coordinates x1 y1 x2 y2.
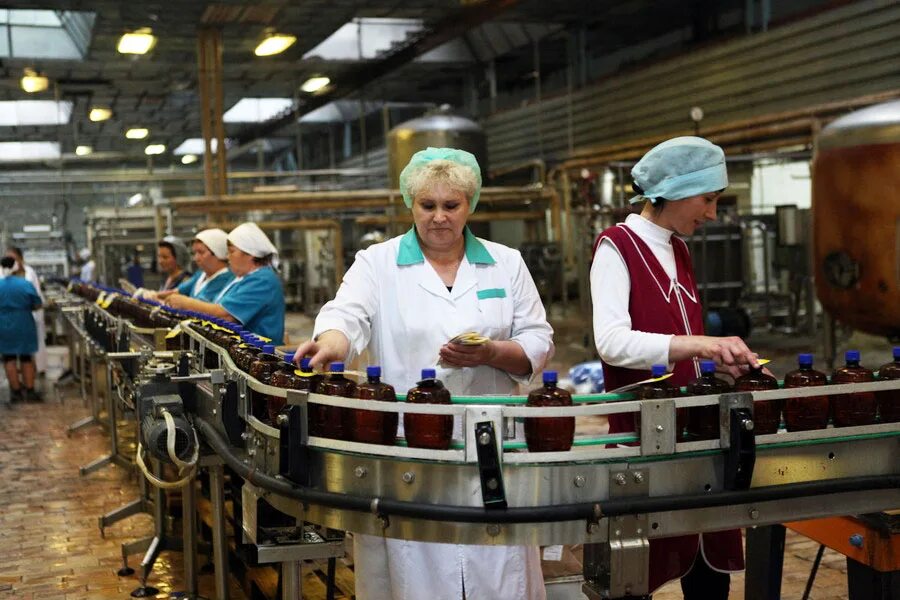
590 213 679 370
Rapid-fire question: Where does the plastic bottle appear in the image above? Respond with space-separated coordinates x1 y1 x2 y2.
735 366 780 435
349 366 399 446
783 354 830 431
404 368 453 450
268 358 323 424
635 364 686 442
248 344 282 423
831 350 876 427
875 347 900 424
685 360 731 441
312 362 356 440
524 371 575 452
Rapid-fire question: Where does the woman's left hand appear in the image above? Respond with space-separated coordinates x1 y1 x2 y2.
439 341 497 368
164 293 188 309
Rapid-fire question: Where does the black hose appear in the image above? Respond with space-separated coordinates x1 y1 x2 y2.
195 417 900 525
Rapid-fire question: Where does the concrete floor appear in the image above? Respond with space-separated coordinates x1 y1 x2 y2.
1 308 886 599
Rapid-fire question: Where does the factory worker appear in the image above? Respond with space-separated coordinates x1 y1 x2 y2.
294 147 553 600
78 248 95 282
591 136 755 598
0 256 43 402
165 223 285 345
156 236 191 291
5 247 47 375
155 229 234 303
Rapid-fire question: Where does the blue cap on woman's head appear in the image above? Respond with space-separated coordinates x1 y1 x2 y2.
399 147 483 213
630 136 727 205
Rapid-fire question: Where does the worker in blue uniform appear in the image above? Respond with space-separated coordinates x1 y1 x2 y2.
157 229 234 303
0 256 43 402
165 223 285 345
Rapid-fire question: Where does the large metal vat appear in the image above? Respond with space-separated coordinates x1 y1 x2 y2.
813 100 900 336
386 107 488 187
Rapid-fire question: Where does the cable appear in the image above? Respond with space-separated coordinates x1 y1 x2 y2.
136 409 199 489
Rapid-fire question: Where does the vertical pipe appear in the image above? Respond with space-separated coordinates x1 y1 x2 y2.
487 59 497 114
209 462 230 600
106 360 119 459
332 222 344 292
197 28 215 197
281 561 302 600
565 33 575 156
181 478 198 597
533 41 544 161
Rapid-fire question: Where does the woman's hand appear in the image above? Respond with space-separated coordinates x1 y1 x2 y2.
156 289 176 300
439 341 498 368
293 330 350 371
164 293 189 309
670 335 759 370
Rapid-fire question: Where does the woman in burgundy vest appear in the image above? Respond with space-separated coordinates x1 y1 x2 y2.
590 137 760 599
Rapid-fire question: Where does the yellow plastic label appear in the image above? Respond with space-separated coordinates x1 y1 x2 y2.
448 331 491 346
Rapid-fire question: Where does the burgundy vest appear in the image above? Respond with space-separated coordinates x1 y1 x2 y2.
593 223 744 592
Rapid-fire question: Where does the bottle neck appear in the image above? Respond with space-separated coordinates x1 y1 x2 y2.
846 360 860 368
368 375 379 384
544 380 557 389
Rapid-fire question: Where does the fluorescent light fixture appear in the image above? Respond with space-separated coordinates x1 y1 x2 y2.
144 144 165 155
125 128 149 140
0 100 72 126
254 32 296 57
117 28 156 55
0 141 61 162
181 154 198 165
75 145 92 156
223 98 293 123
173 138 225 155
301 76 330 93
20 68 49 93
127 193 144 207
89 107 112 122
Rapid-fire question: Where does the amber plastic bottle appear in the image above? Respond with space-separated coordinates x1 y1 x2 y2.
783 353 830 431
735 366 781 435
875 347 900 424
636 364 686 442
312 362 356 440
248 345 282 423
349 366 398 446
832 350 876 427
686 360 731 441
269 357 322 424
404 368 453 450
524 371 575 452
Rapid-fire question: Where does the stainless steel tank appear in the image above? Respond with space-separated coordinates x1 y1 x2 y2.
386 106 488 187
813 99 900 336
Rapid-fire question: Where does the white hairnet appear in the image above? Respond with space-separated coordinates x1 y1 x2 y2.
160 235 190 268
193 228 229 260
630 136 728 204
78 248 91 261
227 222 278 261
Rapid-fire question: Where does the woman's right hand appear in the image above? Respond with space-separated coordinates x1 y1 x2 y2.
670 335 759 374
293 329 350 371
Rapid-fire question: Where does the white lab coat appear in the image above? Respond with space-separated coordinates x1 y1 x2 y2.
313 229 553 600
22 265 47 372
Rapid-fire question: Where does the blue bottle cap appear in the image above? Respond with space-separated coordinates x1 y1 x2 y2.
846 350 860 362
367 365 381 378
543 370 558 384
798 353 813 367
421 368 436 379
893 347 900 360
330 362 344 373
263 344 275 355
300 357 312 370
651 364 667 377
700 359 717 374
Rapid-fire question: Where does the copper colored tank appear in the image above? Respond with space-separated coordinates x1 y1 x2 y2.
813 100 900 336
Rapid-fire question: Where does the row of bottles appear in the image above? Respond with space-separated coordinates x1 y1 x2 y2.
636 350 900 441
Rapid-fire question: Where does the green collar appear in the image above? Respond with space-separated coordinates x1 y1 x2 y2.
396 227 496 266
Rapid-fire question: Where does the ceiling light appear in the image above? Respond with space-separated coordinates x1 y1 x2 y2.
125 128 149 139
117 28 157 55
127 193 144 207
301 76 330 93
89 107 112 122
144 144 165 155
181 154 198 165
21 68 49 93
75 145 92 156
254 32 296 57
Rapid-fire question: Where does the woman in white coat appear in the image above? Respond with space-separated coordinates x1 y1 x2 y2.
294 147 553 600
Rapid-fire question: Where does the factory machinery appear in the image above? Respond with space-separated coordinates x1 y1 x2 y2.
59 281 899 600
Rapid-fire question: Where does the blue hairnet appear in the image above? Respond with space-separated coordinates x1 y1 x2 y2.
399 147 482 213
629 136 727 205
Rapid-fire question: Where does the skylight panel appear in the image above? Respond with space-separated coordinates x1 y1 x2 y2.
0 141 61 162
303 18 424 61
7 9 62 26
0 101 72 126
223 98 294 123
173 138 227 156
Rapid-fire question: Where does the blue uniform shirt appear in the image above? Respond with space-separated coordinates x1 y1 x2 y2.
0 276 42 355
216 266 285 345
177 268 235 302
